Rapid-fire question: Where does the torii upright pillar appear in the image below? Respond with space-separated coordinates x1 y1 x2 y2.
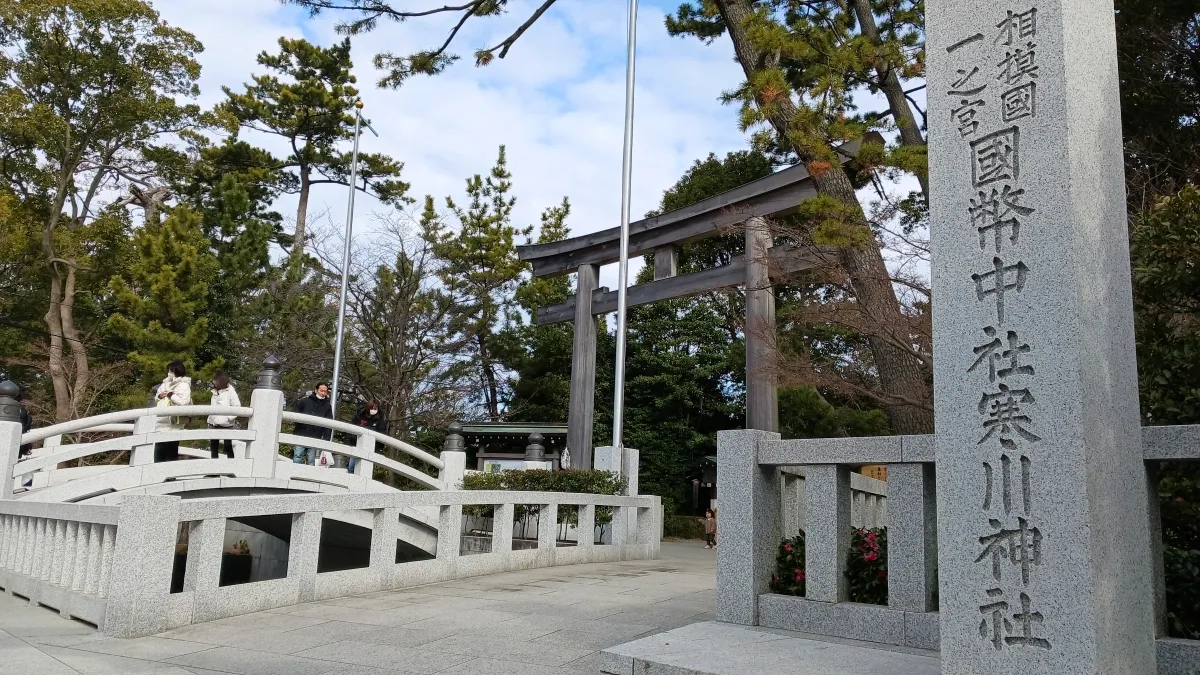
567 263 599 470
745 217 779 432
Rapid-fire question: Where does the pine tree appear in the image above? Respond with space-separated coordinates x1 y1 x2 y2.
422 146 531 420
107 207 220 399
221 37 409 263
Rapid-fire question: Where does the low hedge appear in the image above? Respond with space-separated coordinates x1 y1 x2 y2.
461 469 628 529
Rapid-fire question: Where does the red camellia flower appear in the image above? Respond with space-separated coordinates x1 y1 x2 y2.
864 551 878 562
795 569 806 582
784 543 792 552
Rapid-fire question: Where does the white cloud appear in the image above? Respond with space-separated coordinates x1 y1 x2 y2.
154 0 750 290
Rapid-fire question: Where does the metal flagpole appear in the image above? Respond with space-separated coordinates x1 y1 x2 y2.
611 0 638 449
330 101 379 418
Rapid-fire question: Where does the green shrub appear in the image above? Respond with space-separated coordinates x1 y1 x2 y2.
769 533 807 596
1165 543 1200 639
768 528 889 605
846 528 887 605
663 515 706 540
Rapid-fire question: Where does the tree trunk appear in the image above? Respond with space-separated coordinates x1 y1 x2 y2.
60 263 90 419
849 0 929 196
716 0 933 434
292 165 311 263
477 334 500 421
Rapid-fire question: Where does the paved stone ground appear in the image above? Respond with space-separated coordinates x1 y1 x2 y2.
0 541 714 675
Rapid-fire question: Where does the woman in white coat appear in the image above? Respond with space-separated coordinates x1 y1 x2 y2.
207 371 241 458
154 361 193 462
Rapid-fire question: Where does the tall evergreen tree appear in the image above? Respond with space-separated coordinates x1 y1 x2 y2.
0 0 205 421
422 146 531 421
107 207 220 399
221 37 409 263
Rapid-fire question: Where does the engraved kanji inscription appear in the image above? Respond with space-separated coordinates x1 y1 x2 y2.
970 185 1034 252
979 384 1042 449
950 66 986 96
998 43 1040 86
948 33 985 53
979 588 1010 650
970 327 1034 382
983 454 1033 514
1006 592 1051 649
979 589 1052 651
953 98 987 137
995 8 1038 46
972 257 1028 323
1002 82 1037 121
970 127 1020 187
976 517 1042 584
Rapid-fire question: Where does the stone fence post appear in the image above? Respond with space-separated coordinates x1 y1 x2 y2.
245 356 284 479
104 495 181 637
0 381 22 499
439 423 467 489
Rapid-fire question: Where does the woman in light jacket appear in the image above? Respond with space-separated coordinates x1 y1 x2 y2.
154 361 193 462
207 371 241 458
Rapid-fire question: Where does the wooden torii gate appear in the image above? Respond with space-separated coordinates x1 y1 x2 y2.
517 141 868 470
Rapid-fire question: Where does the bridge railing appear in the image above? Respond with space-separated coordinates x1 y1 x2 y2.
0 489 661 638
3 358 461 499
716 428 1200 674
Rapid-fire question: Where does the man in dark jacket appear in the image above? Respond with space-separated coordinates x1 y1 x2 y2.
292 382 332 465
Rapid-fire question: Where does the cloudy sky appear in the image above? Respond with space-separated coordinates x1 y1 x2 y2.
155 0 754 288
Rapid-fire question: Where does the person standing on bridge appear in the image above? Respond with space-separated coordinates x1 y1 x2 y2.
154 361 193 462
291 382 332 465
348 400 385 474
207 372 241 459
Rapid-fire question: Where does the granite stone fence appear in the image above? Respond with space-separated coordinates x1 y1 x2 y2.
778 466 888 535
0 489 661 638
716 427 1200 674
4 359 463 502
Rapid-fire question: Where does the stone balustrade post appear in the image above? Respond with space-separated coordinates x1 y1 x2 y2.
288 511 322 604
437 503 463 562
104 495 181 638
578 504 596 550
183 518 225 592
355 434 375 480
0 381 22 499
245 356 284 479
714 430 780 625
492 503 515 554
439 423 467 489
129 414 157 467
537 501 558 564
887 463 938 613
804 464 851 603
370 507 400 589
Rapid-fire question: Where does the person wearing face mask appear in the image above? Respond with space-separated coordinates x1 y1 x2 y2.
348 401 386 474
207 372 241 458
154 361 193 462
291 382 332 465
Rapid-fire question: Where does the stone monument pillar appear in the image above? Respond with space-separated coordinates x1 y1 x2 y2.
927 1 1157 672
